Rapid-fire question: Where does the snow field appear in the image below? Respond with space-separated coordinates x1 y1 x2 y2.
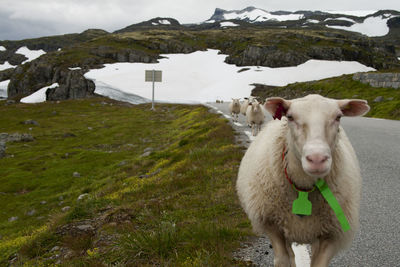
84 49 375 104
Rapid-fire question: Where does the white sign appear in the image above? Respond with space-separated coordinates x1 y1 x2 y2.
145 70 162 82
145 70 162 110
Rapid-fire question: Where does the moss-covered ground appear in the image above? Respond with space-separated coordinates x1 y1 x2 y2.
0 98 250 266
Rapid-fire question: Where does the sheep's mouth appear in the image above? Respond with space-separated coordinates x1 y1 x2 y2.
304 168 330 178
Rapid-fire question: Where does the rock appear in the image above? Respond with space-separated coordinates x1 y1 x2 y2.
26 209 36 216
374 96 384 102
117 160 127 166
63 133 76 138
76 224 94 231
6 100 15 105
50 246 60 252
52 111 57 115
88 127 93 130
58 201 64 206
23 120 39 126
0 133 34 143
61 206 71 212
77 193 89 201
141 151 151 157
40 200 47 205
143 147 153 153
139 168 161 179
73 172 81 177
387 97 394 101
8 216 18 222
0 142 5 158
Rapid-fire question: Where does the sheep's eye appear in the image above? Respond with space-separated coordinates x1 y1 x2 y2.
287 114 294 121
336 115 342 122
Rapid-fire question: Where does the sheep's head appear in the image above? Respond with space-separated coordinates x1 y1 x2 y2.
232 98 241 106
265 94 370 178
249 100 261 113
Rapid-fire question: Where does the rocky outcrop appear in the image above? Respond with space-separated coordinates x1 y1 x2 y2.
90 46 159 63
223 39 399 69
46 69 95 100
7 59 56 98
0 49 27 66
353 72 400 89
226 45 307 67
0 68 15 82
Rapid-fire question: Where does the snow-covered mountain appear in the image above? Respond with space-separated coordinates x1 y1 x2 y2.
206 7 307 23
204 7 400 37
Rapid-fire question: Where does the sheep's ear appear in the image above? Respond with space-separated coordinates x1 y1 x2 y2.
337 99 370 117
264 97 291 120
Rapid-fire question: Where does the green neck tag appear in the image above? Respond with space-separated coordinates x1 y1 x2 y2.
292 191 312 216
315 179 351 232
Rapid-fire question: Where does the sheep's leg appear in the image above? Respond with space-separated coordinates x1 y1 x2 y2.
264 225 291 267
310 238 340 267
311 239 320 264
285 240 296 267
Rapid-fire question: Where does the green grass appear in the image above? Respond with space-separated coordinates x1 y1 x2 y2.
0 98 250 266
252 74 400 120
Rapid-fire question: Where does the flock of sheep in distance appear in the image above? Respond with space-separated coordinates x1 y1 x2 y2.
227 97 265 136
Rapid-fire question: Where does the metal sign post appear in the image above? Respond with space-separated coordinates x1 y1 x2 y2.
145 70 162 110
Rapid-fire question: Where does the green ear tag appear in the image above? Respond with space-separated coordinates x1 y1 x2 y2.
316 179 351 232
292 191 312 216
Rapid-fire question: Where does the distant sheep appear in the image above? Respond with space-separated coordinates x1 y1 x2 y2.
229 98 241 122
237 94 370 267
240 97 254 116
246 100 264 136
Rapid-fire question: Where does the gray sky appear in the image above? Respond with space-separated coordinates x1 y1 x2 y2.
1 0 399 40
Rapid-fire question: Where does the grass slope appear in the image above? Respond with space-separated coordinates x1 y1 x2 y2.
252 74 400 120
0 98 250 266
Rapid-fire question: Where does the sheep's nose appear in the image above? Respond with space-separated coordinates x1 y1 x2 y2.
306 154 329 165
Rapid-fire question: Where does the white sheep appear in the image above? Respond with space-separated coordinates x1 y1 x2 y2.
229 98 241 122
246 100 264 136
240 97 253 116
236 94 370 267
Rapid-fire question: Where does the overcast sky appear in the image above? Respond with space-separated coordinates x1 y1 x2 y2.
1 0 399 41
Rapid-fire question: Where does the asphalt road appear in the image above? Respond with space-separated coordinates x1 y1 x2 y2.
207 102 400 267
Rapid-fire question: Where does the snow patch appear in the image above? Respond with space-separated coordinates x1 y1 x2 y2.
324 17 356 23
158 19 171 25
68 67 82 71
326 15 395 36
15 46 46 64
0 46 6 51
204 20 215 23
0 80 10 98
220 21 239 27
323 10 377 17
307 19 320 23
0 61 16 71
20 83 59 103
234 122 243 127
84 49 375 104
223 9 303 22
